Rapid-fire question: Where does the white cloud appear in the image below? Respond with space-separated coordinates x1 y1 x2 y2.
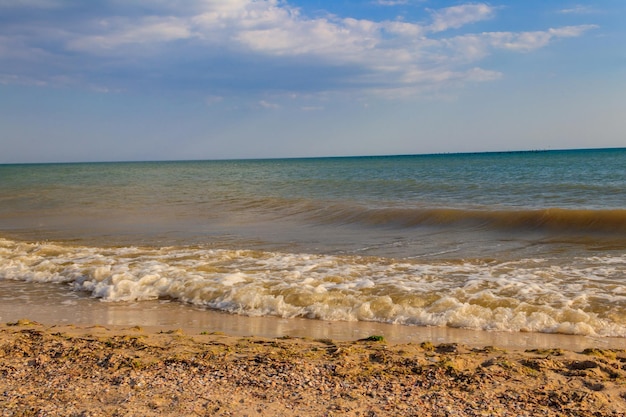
486 25 597 52
558 5 596 15
259 100 280 109
382 21 423 37
67 17 192 52
0 0 599 99
441 24 597 62
428 4 495 33
465 67 502 82
548 25 598 38
0 0 64 8
0 73 48 86
375 0 409 5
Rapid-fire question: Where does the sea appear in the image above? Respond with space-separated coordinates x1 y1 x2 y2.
1 148 625 345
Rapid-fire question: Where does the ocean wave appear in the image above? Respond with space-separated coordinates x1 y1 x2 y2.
301 204 626 234
216 195 626 234
1 237 625 337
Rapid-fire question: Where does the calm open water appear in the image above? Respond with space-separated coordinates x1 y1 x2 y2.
1 149 625 338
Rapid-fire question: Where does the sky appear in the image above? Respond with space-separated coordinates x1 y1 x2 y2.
1 0 625 163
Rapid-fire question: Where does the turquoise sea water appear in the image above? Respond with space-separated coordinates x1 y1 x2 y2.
1 148 625 337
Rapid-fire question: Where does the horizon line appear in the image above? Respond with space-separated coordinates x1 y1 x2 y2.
2 146 625 166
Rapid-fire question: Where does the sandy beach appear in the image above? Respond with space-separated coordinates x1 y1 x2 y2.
1 320 625 416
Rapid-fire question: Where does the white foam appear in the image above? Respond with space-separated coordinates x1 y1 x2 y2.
1 238 625 337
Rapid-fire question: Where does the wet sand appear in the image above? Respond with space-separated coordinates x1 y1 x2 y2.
1 279 624 352
1 319 625 416
2 281 626 416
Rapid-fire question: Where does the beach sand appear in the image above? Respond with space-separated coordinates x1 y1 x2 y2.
1 320 625 416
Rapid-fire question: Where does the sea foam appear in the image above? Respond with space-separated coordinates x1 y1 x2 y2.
1 238 625 337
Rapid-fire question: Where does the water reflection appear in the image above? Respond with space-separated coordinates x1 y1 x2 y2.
1 280 622 351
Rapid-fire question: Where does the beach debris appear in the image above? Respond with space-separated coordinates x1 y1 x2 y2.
358 335 385 342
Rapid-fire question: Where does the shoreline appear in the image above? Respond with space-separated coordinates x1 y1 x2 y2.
1 278 625 353
1 319 625 416
1 282 625 352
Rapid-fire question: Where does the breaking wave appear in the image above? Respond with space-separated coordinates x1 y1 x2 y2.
1 237 625 337
226 195 626 235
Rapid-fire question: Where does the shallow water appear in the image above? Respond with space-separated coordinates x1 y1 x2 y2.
1 280 623 351
1 149 625 342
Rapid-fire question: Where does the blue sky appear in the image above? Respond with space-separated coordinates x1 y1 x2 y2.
1 0 624 163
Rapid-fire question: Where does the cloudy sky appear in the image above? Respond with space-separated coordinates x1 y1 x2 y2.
1 0 624 163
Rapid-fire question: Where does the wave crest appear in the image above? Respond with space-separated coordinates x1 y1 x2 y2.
305 204 626 234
